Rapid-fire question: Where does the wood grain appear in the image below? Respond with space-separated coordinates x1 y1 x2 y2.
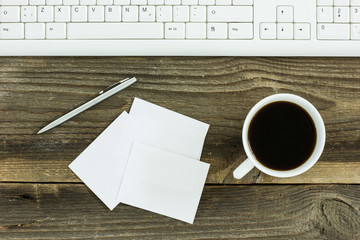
0 57 359 184
1 183 359 239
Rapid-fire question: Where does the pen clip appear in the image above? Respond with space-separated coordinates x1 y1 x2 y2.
99 78 131 95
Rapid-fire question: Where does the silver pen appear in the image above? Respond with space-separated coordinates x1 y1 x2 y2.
37 77 137 134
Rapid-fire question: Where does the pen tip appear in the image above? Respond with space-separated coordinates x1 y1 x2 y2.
37 128 46 134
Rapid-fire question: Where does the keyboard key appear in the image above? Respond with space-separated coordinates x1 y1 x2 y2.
114 0 129 4
228 23 253 39
351 0 360 5
55 6 71 22
351 23 360 38
216 0 231 5
232 0 252 5
199 0 214 5
139 6 155 21
0 0 28 5
165 22 185 38
317 23 350 39
97 0 113 4
207 6 253 22
67 23 164 38
30 0 46 5
294 23 311 39
277 23 293 39
207 23 227 39
173 6 189 22
190 6 206 22
260 22 276 39
46 23 66 38
182 0 197 5
0 6 20 22
148 0 164 4
131 0 146 4
317 0 333 5
88 6 105 22
80 0 96 4
38 6 54 22
122 6 138 21
277 6 293 22
351 7 360 22
64 0 80 4
317 7 333 22
105 6 121 22
334 0 350 5
71 6 87 21
334 7 350 22
186 22 206 38
25 22 45 39
47 0 63 5
165 0 181 5
21 6 37 22
156 6 172 22
0 23 24 39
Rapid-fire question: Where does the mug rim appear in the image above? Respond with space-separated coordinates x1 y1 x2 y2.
242 93 326 178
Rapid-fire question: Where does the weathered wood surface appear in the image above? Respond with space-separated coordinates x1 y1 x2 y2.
1 184 359 239
0 57 359 239
0 57 359 184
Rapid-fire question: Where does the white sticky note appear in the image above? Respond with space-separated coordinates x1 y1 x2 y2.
129 98 209 160
118 142 210 224
69 111 132 210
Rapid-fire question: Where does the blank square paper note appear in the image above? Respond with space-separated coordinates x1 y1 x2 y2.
69 111 132 210
129 98 209 160
118 142 210 224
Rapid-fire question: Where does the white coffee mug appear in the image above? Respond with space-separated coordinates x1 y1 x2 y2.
233 94 326 179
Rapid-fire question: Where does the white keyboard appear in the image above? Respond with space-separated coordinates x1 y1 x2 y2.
1 0 360 55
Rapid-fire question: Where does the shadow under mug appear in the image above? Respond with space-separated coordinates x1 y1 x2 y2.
233 94 326 179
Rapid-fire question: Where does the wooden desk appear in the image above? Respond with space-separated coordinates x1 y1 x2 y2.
0 57 359 239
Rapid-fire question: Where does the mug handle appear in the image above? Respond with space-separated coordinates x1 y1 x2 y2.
233 158 255 179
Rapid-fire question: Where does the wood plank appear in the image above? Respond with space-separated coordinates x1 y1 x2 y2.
232 162 360 184
0 183 359 239
0 57 359 183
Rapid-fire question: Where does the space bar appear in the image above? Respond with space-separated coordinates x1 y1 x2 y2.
67 23 164 39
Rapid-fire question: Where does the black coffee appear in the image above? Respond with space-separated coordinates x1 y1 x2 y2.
248 101 316 171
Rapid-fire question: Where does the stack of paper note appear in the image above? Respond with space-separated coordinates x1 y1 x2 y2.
69 98 210 224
